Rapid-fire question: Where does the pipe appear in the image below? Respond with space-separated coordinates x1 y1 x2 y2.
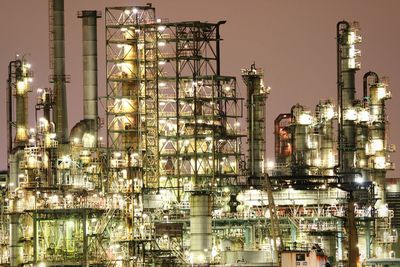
51 0 68 143
78 10 101 146
363 71 379 106
274 113 292 174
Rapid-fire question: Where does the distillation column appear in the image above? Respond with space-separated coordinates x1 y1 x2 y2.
315 100 335 175
51 0 69 143
7 58 32 267
337 21 361 178
337 20 361 267
369 79 391 202
241 64 270 177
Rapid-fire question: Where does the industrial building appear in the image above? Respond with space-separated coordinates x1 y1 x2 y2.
1 1 398 266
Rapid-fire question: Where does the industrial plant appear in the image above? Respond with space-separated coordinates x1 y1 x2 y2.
1 1 399 266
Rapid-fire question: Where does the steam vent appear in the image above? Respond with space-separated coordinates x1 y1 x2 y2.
2 2 400 267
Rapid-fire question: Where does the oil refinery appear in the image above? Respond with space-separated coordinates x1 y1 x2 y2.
1 1 399 266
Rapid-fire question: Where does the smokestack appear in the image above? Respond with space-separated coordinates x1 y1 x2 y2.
51 0 68 143
78 10 101 144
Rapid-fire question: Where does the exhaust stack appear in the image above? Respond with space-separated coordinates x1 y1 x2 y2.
75 10 101 146
50 0 69 143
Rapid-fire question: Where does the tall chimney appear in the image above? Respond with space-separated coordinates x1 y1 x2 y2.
51 0 68 143
78 10 101 143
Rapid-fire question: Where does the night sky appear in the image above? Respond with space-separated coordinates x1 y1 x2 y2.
1 0 399 177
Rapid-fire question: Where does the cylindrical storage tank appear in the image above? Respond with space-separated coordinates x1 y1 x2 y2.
190 194 212 264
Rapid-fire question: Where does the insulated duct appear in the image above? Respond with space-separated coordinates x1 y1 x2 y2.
51 0 68 143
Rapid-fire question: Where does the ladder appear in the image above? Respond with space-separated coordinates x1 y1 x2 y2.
265 174 283 263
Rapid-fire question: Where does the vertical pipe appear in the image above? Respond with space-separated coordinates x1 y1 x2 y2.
78 11 101 145
52 0 68 143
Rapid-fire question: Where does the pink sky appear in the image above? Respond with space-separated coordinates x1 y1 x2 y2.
1 0 399 177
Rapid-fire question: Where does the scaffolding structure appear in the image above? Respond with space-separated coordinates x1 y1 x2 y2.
0 3 398 267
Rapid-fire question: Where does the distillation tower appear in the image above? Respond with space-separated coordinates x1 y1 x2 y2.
0 2 398 267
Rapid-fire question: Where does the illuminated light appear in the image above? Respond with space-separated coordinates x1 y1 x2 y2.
376 86 388 100
17 81 26 93
25 63 31 69
159 102 166 106
158 25 166 31
158 60 166 65
132 8 138 14
324 107 335 120
266 160 275 169
358 109 370 122
359 159 366 168
38 263 46 267
73 137 80 144
314 158 322 167
124 9 131 15
344 108 357 121
355 175 364 184
28 77 33 83
205 136 213 142
49 133 56 139
234 121 240 127
120 27 128 32
374 156 386 169
224 86 231 92
114 152 122 158
371 139 384 152
298 113 313 125
158 82 167 87
158 41 166 47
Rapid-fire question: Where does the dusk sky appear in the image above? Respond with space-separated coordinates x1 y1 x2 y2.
1 0 399 177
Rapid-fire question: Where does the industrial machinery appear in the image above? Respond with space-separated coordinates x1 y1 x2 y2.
1 1 398 267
